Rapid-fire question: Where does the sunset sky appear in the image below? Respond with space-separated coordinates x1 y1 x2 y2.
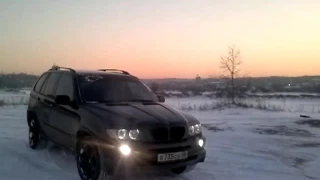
1 0 320 78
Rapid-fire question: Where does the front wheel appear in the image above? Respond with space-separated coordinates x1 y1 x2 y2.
76 137 110 180
28 118 40 149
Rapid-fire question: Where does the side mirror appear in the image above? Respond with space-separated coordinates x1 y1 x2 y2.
55 95 71 105
157 94 165 103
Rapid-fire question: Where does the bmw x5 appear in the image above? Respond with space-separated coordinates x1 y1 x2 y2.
27 66 206 180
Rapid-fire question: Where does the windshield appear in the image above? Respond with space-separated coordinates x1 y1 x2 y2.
77 74 157 103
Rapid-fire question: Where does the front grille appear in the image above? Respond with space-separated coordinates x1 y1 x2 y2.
151 126 186 142
151 127 169 141
170 126 185 141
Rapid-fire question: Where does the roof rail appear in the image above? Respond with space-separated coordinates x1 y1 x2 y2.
98 69 130 75
50 65 76 73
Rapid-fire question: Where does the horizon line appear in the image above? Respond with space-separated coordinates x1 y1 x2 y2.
1 71 320 80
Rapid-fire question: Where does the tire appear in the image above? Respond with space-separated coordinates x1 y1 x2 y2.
76 136 110 180
28 118 40 149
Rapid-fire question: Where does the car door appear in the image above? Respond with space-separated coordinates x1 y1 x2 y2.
49 73 81 149
40 72 62 140
29 73 51 133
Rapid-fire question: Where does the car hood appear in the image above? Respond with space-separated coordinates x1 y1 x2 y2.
83 102 198 128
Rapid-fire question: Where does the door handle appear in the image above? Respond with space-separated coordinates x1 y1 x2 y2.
44 99 54 106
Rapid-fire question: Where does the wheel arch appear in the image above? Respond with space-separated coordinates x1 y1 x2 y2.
27 110 37 124
76 128 97 144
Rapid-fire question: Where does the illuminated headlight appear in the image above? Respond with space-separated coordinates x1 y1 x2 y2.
129 129 139 140
198 139 204 147
188 123 202 136
119 144 131 156
188 126 195 135
106 129 140 140
194 124 201 134
117 129 127 140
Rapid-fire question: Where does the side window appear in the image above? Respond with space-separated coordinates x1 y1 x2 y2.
34 73 49 93
56 74 74 100
40 76 49 94
43 73 61 98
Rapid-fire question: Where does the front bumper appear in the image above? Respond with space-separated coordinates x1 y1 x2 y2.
100 136 206 173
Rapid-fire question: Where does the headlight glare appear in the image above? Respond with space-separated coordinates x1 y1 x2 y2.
119 144 131 156
198 139 204 147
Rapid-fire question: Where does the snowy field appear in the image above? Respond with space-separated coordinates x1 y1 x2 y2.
0 93 320 180
0 90 29 105
166 96 320 114
1 90 320 113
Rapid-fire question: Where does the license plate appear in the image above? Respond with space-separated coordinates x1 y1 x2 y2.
157 151 188 162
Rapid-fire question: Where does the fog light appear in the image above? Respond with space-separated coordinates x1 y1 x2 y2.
119 144 131 156
198 139 204 147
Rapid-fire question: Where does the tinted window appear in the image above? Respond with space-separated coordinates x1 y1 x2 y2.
34 73 49 92
43 73 61 98
55 74 74 100
40 77 49 94
78 74 157 103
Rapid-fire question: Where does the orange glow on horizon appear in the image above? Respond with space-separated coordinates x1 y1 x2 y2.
1 1 320 78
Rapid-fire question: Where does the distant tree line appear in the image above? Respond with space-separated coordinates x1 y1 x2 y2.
1 72 320 95
146 75 320 97
0 73 38 89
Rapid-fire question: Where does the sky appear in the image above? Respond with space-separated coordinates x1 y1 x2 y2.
1 0 320 78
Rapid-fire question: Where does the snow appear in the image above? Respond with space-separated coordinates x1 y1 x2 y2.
166 96 320 114
249 92 320 96
2 90 320 113
0 90 29 105
1 97 320 180
163 90 183 95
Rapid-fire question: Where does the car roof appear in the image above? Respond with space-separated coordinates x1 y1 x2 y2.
47 66 134 77
75 70 132 77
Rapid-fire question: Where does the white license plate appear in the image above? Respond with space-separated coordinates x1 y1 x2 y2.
157 151 188 162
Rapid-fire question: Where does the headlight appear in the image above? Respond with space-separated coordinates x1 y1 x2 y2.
129 129 139 140
194 124 201 134
188 123 201 136
118 129 127 139
188 126 195 135
106 129 140 140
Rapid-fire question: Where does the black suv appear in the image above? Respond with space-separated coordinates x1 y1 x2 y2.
27 66 206 180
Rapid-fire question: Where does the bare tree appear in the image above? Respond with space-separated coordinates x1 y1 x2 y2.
220 45 242 104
